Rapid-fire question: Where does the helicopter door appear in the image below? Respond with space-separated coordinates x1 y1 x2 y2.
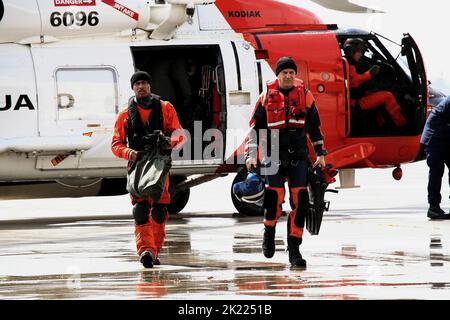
31 45 135 169
219 40 259 163
401 33 428 131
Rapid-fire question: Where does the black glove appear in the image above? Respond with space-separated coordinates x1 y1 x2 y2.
141 132 162 146
142 131 172 151
369 65 380 77
160 135 172 150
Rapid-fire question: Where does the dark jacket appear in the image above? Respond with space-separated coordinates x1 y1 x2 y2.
420 96 450 147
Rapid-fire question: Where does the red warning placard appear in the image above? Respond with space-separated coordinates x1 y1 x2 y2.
54 0 97 6
102 0 139 21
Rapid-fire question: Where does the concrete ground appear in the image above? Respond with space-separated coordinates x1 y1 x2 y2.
0 161 449 300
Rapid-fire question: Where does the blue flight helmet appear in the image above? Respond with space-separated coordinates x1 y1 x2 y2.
233 172 265 206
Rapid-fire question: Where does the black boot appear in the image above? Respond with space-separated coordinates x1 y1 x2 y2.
287 236 307 268
140 251 154 268
428 205 450 220
262 225 276 258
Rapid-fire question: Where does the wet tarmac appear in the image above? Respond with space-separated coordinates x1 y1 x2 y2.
1 207 450 300
1 162 449 300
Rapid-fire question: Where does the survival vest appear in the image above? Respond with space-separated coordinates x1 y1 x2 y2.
127 94 164 151
264 79 308 129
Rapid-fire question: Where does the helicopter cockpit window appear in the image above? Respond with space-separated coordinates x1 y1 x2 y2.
340 34 424 137
359 40 389 68
377 36 413 79
55 67 118 121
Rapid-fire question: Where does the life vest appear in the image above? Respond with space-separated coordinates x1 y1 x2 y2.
127 94 164 151
264 79 308 129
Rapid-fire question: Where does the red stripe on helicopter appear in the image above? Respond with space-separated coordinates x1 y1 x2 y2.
101 0 139 21
54 0 96 6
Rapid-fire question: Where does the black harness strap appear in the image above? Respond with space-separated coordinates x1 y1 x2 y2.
127 94 164 151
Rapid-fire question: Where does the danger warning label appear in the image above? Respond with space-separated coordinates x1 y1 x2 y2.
54 0 97 6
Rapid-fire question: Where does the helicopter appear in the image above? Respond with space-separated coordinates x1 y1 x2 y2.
0 0 444 215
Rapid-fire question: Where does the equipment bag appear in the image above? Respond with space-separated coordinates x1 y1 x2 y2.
126 146 172 201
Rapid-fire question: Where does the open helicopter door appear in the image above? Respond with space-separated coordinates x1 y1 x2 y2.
220 39 259 164
130 43 228 173
401 33 428 132
31 45 135 170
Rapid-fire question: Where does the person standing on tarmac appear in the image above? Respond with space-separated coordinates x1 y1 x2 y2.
111 71 185 268
245 57 327 268
344 38 407 128
421 95 450 220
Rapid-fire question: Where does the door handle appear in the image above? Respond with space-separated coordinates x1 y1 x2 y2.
215 64 225 95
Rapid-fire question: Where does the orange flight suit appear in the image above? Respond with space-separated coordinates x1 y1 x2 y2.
112 99 185 259
349 64 406 128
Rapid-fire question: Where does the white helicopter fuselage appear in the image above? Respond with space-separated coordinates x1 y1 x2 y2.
0 0 274 194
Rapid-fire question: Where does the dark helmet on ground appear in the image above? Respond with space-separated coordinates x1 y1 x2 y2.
343 38 368 56
233 172 265 205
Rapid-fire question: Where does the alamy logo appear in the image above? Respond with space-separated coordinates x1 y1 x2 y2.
169 122 280 175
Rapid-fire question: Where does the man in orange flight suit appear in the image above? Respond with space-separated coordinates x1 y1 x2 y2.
245 57 327 268
112 71 185 268
344 38 407 128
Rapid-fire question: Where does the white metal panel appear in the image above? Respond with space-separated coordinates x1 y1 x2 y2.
220 42 239 92
37 0 150 39
0 0 41 43
259 59 276 88
31 44 135 169
0 1 233 44
197 4 231 31
0 44 38 139
31 44 134 136
220 40 259 160
0 0 152 43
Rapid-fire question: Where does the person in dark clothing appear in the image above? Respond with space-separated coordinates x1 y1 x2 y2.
245 57 327 268
420 95 450 219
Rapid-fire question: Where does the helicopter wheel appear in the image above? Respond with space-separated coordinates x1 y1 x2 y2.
168 176 190 215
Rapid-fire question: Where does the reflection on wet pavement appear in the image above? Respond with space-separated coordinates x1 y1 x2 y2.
1 210 450 299
429 235 449 267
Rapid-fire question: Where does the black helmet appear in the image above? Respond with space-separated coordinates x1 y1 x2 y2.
343 38 368 57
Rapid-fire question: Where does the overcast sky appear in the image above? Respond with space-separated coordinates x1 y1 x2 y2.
280 0 449 95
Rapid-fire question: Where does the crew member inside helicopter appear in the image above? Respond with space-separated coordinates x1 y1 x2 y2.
344 38 407 130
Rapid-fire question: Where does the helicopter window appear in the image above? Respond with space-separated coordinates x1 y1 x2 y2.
380 38 411 77
55 67 118 121
376 36 412 79
397 56 412 79
376 36 401 60
357 40 390 69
